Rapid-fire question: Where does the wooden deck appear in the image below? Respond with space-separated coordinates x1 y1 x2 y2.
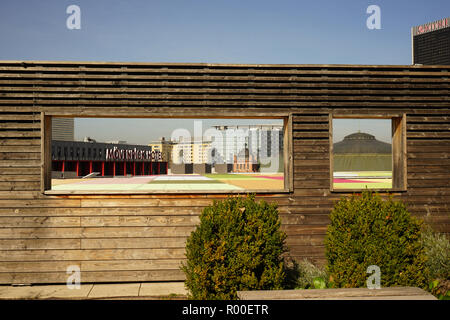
237 287 437 300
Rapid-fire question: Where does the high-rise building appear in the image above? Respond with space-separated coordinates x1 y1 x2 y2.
412 17 450 65
171 138 212 164
211 124 284 166
148 137 175 165
52 118 74 141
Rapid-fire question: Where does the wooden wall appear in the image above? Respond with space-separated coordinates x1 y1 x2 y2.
0 61 448 284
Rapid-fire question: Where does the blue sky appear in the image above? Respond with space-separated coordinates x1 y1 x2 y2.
0 0 448 64
2 1 448 144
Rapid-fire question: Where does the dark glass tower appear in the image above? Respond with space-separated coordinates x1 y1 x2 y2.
412 17 450 65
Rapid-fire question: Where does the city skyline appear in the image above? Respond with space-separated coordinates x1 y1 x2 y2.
73 118 284 145
3 1 447 145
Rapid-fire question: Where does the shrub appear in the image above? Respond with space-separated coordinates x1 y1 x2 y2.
421 226 450 281
291 259 329 289
324 190 428 288
181 194 287 300
421 227 450 299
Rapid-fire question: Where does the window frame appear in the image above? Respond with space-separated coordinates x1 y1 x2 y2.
41 112 294 195
329 113 407 193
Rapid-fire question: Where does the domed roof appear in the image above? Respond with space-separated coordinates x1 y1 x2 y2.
343 132 376 141
333 132 391 154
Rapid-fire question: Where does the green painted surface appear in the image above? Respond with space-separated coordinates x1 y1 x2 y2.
333 182 392 189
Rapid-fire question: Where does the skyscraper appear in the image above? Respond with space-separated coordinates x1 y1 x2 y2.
52 118 74 141
412 17 450 65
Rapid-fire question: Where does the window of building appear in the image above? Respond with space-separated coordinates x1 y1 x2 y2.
330 115 406 191
44 116 292 194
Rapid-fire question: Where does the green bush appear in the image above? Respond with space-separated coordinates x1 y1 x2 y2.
324 190 428 288
181 194 287 300
421 226 450 281
421 227 450 299
290 259 329 289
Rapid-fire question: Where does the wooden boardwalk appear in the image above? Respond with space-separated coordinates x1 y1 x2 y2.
237 287 437 300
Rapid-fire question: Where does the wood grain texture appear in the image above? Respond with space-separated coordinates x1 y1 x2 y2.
0 61 449 284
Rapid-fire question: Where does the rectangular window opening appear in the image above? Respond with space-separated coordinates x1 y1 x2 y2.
330 116 406 192
44 116 291 194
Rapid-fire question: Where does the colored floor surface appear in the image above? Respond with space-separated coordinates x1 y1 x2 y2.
51 173 285 191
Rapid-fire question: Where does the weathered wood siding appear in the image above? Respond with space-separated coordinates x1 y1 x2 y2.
0 61 449 284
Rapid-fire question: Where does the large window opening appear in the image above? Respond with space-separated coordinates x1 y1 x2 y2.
331 116 406 191
46 117 290 193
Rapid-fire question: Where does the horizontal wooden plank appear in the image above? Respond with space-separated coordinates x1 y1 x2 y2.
0 131 40 138
0 206 204 217
407 179 450 187
285 235 325 246
407 124 450 131
281 225 327 235
293 172 330 180
0 152 40 160
0 122 40 129
407 158 450 165
0 239 80 250
0 174 40 182
0 269 185 284
1 88 448 99
294 179 330 189
280 214 330 225
0 199 81 208
3 98 449 108
407 139 450 146
293 159 330 167
0 138 40 146
289 245 325 255
293 139 329 146
407 165 450 173
0 181 40 191
292 188 330 197
293 123 329 130
407 132 450 138
0 248 186 261
0 259 184 273
81 237 186 249
81 226 195 238
407 172 450 179
0 216 80 228
79 198 219 208
0 261 82 273
408 152 449 159
293 132 329 138
293 145 329 153
0 114 40 121
407 145 450 153
238 287 436 300
0 146 40 153
0 167 40 175
0 191 43 199
0 226 195 239
407 116 449 122
293 115 329 122
80 216 200 227
294 153 330 160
